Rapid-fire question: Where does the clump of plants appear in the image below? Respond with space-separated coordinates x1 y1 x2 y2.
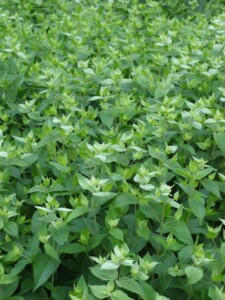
0 0 225 299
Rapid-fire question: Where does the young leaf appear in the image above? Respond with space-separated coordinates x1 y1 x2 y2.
89 284 111 299
90 266 118 281
185 266 203 285
111 290 134 300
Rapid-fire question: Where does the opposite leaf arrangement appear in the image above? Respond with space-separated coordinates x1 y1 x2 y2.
0 0 225 299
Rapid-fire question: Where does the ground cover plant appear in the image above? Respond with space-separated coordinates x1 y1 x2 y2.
0 0 225 299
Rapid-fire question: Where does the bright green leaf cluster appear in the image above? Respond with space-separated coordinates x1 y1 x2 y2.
1 0 225 299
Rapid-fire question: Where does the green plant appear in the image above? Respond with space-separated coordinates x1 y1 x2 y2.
0 0 225 299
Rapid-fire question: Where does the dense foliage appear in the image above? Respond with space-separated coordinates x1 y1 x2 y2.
1 0 225 299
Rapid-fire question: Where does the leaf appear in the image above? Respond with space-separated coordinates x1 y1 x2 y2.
10 259 29 276
16 51 27 60
185 266 203 285
99 108 116 129
138 281 157 300
90 266 118 281
65 206 90 224
214 133 225 156
6 153 39 168
32 135 57 151
21 153 39 165
208 285 225 300
77 173 93 192
86 234 106 251
111 290 134 300
109 228 124 241
195 167 215 180
164 160 190 178
0 281 19 298
113 193 138 207
49 161 69 173
89 285 109 299
178 246 193 264
28 185 48 193
101 261 119 270
202 179 221 199
33 254 59 291
101 78 114 85
116 278 143 297
49 224 69 245
188 196 205 225
92 192 117 208
0 151 8 158
44 243 61 262
84 68 95 75
140 202 163 223
148 146 167 162
58 243 84 254
26 235 40 261
88 96 103 101
164 220 193 245
4 222 18 237
5 75 24 102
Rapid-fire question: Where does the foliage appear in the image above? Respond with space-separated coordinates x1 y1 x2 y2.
0 0 225 299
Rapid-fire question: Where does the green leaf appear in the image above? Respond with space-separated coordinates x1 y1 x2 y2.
5 75 24 102
32 134 57 151
0 281 18 299
4 222 18 237
149 146 167 162
195 167 215 180
44 243 61 262
86 234 106 252
89 284 110 299
99 108 116 129
185 266 203 285
101 79 114 85
202 179 221 199
113 193 138 207
6 153 39 168
164 220 193 245
10 259 29 276
109 228 124 241
164 160 190 178
90 266 118 281
188 196 205 225
100 261 119 270
116 278 147 300
65 206 90 224
33 254 59 291
49 224 69 245
214 133 225 156
111 290 134 300
58 243 84 254
178 246 193 264
49 161 69 173
138 281 157 300
77 173 93 192
208 284 224 300
92 192 117 208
